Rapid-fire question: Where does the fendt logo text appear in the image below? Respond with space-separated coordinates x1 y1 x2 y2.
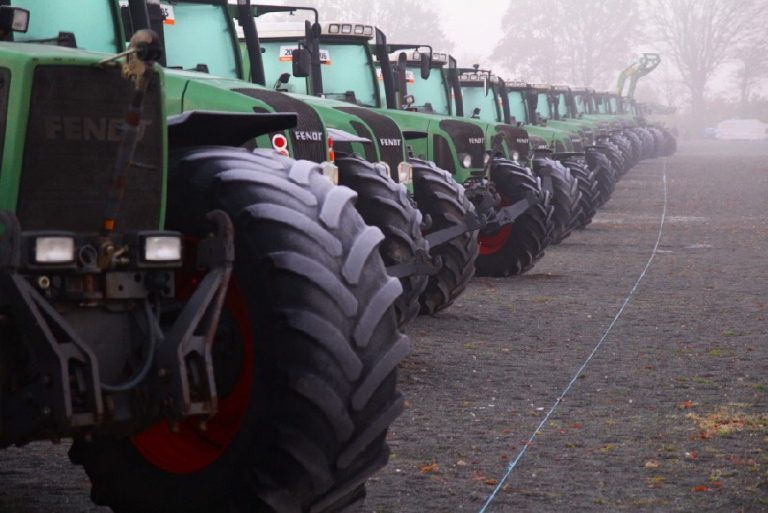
294 130 324 141
379 138 401 147
44 116 152 142
468 137 484 145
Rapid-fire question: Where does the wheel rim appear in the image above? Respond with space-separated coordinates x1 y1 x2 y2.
478 225 513 255
130 257 254 475
478 196 513 255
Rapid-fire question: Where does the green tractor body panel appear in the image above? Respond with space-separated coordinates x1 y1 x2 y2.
0 42 168 229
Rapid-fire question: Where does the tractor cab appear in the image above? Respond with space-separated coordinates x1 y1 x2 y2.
376 49 453 116
457 68 503 124
255 20 380 106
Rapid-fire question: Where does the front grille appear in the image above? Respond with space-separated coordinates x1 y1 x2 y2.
232 88 327 163
18 65 163 231
438 119 485 168
335 107 404 178
494 124 531 160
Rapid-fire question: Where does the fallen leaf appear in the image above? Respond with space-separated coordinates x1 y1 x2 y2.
679 400 697 409
692 485 710 492
483 478 498 486
419 462 439 474
455 460 467 467
644 460 660 469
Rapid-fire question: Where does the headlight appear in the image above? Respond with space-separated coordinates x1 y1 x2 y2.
460 153 472 168
34 236 75 263
397 162 413 184
144 236 182 262
321 162 339 185
483 153 492 166
511 151 520 162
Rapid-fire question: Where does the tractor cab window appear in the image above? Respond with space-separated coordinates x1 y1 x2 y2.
461 84 499 123
12 0 121 53
258 40 309 94
574 94 586 114
536 92 551 119
318 42 378 107
507 90 527 124
557 93 568 117
160 1 239 79
609 97 618 113
259 39 377 106
407 66 450 115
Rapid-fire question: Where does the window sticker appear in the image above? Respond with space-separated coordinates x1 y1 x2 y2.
279 46 331 64
375 69 414 83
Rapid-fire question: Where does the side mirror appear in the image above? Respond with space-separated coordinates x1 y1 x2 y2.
311 22 322 38
420 52 431 80
0 6 30 34
403 94 415 107
471 107 481 119
292 48 311 78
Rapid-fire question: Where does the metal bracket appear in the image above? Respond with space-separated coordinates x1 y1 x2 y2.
157 210 234 420
493 193 537 227
424 210 486 249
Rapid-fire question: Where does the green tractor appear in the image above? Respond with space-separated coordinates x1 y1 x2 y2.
251 11 555 278
454 68 595 241
1 1 408 512
116 0 442 327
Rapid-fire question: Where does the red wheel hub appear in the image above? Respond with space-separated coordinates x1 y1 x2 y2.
478 196 513 255
130 243 253 475
478 224 513 255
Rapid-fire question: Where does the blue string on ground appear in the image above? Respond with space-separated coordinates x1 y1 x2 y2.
477 159 669 513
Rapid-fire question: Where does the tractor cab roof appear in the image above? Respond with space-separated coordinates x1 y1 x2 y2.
528 83 553 92
459 70 499 85
254 21 375 40
384 49 450 67
551 84 572 93
570 86 594 93
504 80 528 90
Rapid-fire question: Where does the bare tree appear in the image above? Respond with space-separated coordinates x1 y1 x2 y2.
492 0 640 87
734 41 768 113
647 0 766 120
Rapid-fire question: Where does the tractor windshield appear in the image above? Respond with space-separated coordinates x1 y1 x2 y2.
408 66 451 115
507 90 527 124
260 39 378 106
557 93 568 117
536 92 551 119
12 0 122 53
573 93 586 114
462 84 499 123
159 1 240 79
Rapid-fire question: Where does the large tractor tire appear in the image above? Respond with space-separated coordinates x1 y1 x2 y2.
536 159 581 244
69 148 408 513
410 158 478 315
336 154 429 327
562 159 599 229
588 146 617 207
475 159 553 277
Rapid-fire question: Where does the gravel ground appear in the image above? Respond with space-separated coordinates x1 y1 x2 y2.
0 140 765 513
